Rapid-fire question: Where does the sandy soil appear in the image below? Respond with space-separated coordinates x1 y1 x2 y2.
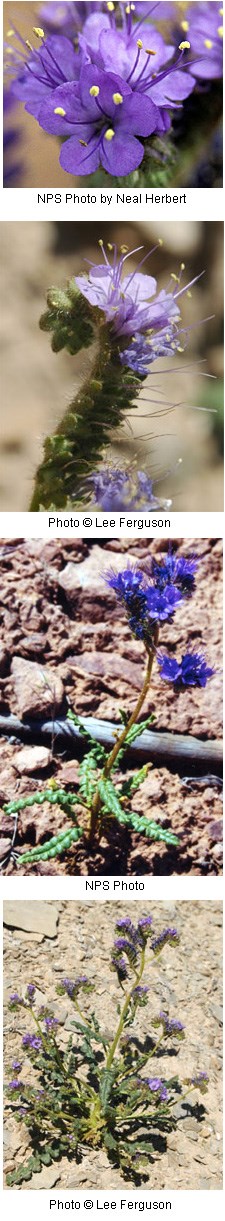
3 900 223 1191
0 538 222 876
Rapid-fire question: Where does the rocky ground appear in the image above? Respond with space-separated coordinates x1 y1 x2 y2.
3 900 223 1191
0 537 223 875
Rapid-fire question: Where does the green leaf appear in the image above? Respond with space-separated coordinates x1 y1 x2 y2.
78 753 98 806
120 765 148 798
67 711 106 761
98 778 123 817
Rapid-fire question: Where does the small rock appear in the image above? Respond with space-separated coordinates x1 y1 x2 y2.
210 1003 223 1025
30 1166 61 1189
3 900 60 938
13 746 52 774
11 657 64 719
0 645 9 675
211 844 223 862
0 838 11 860
208 820 223 842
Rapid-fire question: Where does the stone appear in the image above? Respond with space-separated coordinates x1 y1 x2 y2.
13 746 52 774
208 820 223 842
0 838 11 860
210 1003 223 1025
30 1166 61 1189
11 657 64 719
3 901 60 938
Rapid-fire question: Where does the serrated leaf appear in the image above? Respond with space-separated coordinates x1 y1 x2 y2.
78 753 98 806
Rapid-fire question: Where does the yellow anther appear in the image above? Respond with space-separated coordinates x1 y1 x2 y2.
219 7 223 14
137 39 143 48
179 40 190 49
107 243 113 250
218 26 223 37
89 85 99 97
99 239 104 246
158 238 163 246
171 342 177 350
6 47 14 54
126 4 131 11
107 1 115 9
204 38 213 48
171 273 179 282
54 107 66 116
131 3 136 9
104 128 115 141
25 40 33 50
120 245 129 253
181 20 189 32
33 26 45 38
187 291 192 298
113 92 123 104
166 334 170 341
7 29 15 36
178 346 184 353
145 48 156 55
180 262 185 270
79 139 88 146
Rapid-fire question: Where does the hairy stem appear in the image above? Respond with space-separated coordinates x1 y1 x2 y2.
89 630 158 841
30 303 143 510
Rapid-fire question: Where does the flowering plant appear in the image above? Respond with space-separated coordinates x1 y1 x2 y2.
3 547 213 871
28 239 206 512
4 2 223 187
5 913 209 1186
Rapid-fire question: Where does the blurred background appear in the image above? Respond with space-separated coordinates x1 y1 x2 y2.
4 2 223 189
0 220 223 511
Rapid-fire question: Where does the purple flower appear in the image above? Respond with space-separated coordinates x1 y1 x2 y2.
133 985 149 995
61 975 89 998
45 1016 59 1031
158 651 214 688
111 955 128 981
140 1075 169 1102
184 3 223 81
152 552 197 595
184 1070 209 1094
80 9 195 110
114 938 138 966
158 1011 185 1038
138 916 153 933
3 88 24 187
8 33 81 120
26 984 36 1002
88 467 170 512
12 1060 22 1072
75 243 181 338
116 917 133 930
120 326 184 375
145 584 183 622
22 1033 42 1051
9 992 24 1008
105 561 183 642
38 62 161 176
40 3 101 37
151 927 179 954
8 1079 21 1090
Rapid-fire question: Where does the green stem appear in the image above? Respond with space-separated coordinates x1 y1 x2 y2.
89 631 158 841
30 307 143 510
106 947 146 1073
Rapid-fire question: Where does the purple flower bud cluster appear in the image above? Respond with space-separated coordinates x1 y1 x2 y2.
157 1011 185 1038
157 651 214 689
60 975 91 999
22 1033 42 1052
105 556 184 642
151 928 179 955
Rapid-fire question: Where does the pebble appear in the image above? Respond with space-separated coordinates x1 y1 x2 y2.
13 746 52 774
4 900 60 938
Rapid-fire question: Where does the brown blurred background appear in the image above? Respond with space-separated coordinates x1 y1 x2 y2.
0 220 223 511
